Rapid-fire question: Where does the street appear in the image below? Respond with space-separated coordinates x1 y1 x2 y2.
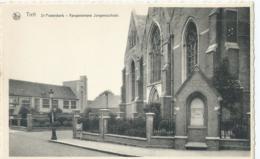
9 129 116 156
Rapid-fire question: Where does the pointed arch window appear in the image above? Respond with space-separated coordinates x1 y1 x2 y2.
149 88 160 104
139 57 144 100
149 25 161 83
185 22 198 78
131 61 136 101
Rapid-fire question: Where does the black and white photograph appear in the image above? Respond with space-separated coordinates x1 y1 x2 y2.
0 2 254 158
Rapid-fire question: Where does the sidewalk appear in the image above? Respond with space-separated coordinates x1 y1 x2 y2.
50 138 251 158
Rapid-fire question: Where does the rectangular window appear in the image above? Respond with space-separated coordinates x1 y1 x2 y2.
10 96 19 110
52 99 58 108
63 100 69 109
10 96 19 105
226 10 237 42
71 101 76 109
42 99 50 108
21 97 31 108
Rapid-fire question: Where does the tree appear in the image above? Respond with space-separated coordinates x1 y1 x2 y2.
212 58 242 119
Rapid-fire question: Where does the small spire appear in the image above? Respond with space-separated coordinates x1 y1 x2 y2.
193 64 200 72
131 9 137 16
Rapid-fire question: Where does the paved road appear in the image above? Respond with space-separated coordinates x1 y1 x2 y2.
9 129 116 156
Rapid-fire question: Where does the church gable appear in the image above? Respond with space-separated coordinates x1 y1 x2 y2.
127 14 138 50
175 66 221 100
124 11 147 65
126 12 146 51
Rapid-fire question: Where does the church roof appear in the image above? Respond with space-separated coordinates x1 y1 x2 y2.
9 79 78 99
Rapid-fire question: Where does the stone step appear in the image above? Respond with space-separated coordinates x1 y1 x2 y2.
185 142 208 150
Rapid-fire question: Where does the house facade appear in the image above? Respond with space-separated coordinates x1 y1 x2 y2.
87 90 120 114
63 76 88 113
9 76 88 115
120 8 250 148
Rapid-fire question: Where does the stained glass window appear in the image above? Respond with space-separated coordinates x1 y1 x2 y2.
185 22 198 77
150 25 161 83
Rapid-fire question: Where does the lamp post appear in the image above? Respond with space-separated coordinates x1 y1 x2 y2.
49 89 57 140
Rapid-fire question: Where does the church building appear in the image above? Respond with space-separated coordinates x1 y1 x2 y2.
119 8 250 149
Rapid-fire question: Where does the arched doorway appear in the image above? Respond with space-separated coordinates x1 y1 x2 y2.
147 88 161 128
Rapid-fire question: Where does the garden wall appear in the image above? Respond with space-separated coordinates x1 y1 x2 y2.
219 139 250 150
75 130 174 148
73 110 250 150
104 134 147 147
150 136 175 148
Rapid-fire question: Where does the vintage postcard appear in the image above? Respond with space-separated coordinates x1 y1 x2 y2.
0 1 254 159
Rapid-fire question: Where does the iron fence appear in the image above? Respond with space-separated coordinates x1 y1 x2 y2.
9 118 18 126
20 118 27 127
153 118 175 136
108 117 146 138
78 117 99 133
220 117 250 139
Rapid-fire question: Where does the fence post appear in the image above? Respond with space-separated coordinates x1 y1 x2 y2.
99 109 110 140
146 113 155 144
27 114 32 131
72 111 80 138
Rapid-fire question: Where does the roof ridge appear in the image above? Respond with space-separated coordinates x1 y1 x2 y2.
9 79 69 88
9 79 78 99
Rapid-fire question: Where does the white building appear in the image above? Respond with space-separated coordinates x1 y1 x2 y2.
9 76 88 115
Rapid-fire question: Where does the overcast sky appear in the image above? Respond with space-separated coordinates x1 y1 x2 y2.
4 5 147 100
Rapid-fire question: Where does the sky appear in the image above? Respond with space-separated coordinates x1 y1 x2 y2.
4 5 148 100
